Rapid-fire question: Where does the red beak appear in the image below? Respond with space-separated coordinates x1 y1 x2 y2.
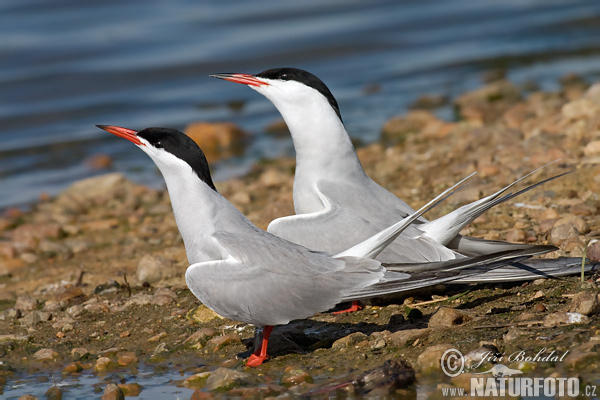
96 125 144 146
210 73 268 87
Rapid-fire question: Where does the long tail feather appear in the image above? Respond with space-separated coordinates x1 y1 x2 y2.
335 173 476 259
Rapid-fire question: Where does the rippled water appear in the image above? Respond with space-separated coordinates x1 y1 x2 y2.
2 1 600 208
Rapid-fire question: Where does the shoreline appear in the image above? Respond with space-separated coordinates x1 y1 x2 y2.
1 78 599 398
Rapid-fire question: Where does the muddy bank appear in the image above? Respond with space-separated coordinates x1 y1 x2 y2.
1 77 599 398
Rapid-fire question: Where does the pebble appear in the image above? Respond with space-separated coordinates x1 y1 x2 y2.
206 333 241 350
370 338 387 351
389 328 430 348
33 348 59 362
570 291 599 316
543 312 590 327
94 357 114 372
147 332 167 342
17 395 38 400
417 344 455 373
101 383 124 400
44 387 62 400
14 296 37 311
187 305 224 323
116 351 138 366
428 307 473 328
62 362 83 374
136 254 178 285
71 347 89 360
151 342 168 358
203 367 254 391
182 372 211 389
183 327 219 346
117 383 142 396
151 287 177 306
331 332 368 350
281 369 313 386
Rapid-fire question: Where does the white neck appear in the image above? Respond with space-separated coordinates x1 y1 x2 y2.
147 150 249 264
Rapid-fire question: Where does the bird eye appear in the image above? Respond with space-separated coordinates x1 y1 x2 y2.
280 73 289 80
155 141 163 148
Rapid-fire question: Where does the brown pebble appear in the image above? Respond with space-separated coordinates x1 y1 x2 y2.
45 387 62 400
206 333 241 350
117 383 142 396
117 351 138 366
101 383 124 400
147 332 167 342
56 331 65 339
119 331 130 338
533 303 547 313
63 362 83 374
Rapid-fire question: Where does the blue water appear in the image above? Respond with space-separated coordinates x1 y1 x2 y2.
2 0 600 208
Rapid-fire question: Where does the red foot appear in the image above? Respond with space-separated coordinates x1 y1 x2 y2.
246 325 273 367
246 353 268 367
333 301 362 314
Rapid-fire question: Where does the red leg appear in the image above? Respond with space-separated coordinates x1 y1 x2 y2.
333 301 362 314
246 325 273 367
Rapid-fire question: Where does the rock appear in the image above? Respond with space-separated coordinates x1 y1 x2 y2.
44 387 62 400
259 169 288 187
543 312 590 327
151 287 177 305
389 328 430 348
187 305 224 324
14 296 37 311
185 122 246 153
12 223 62 245
66 305 84 318
454 80 521 123
504 326 526 342
94 357 115 372
206 333 241 350
101 383 124 400
86 154 113 169
136 254 178 284
550 223 580 245
588 240 600 261
182 372 211 389
55 173 135 211
561 98 598 119
117 383 142 397
563 349 599 370
331 332 368 350
148 332 167 342
554 215 590 234
125 293 153 306
570 291 599 316
428 307 473 328
183 327 219 346
20 311 46 327
71 347 89 360
151 342 168 358
62 362 83 374
33 348 59 362
281 368 313 386
203 367 253 391
0 241 17 258
17 395 38 400
116 351 138 366
417 344 455 373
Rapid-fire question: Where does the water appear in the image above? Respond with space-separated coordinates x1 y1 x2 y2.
2 0 600 209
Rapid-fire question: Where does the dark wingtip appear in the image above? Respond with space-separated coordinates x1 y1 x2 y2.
96 124 107 129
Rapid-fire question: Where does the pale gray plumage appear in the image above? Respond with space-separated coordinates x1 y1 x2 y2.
211 69 577 281
98 125 551 330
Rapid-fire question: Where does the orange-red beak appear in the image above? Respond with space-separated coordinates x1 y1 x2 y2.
210 73 268 87
96 125 144 146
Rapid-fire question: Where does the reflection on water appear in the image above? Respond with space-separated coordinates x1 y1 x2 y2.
2 1 600 208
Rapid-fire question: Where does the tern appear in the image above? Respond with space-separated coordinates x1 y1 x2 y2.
211 68 581 283
97 124 550 366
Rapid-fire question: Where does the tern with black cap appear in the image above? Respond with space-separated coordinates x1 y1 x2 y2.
97 124 556 366
211 68 584 283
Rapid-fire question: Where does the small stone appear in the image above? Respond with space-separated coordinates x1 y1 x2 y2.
71 347 89 360
428 307 473 328
151 287 177 306
117 383 142 397
182 372 211 389
370 338 387 351
533 303 547 313
101 383 124 400
33 348 59 362
5 308 21 319
125 293 153 306
505 229 525 243
331 332 368 350
18 395 38 400
203 367 253 391
66 305 84 318
570 291 599 316
136 254 177 285
183 327 219 346
151 342 169 359
504 326 525 342
543 312 590 327
62 362 83 374
147 332 167 342
14 296 37 311
587 241 600 262
94 357 115 372
116 351 138 366
550 223 579 245
281 369 313 386
187 305 224 324
56 332 65 339
389 328 430 348
44 387 62 400
417 344 455 373
119 331 130 338
206 333 241 350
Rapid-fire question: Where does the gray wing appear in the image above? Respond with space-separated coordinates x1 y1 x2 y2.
185 230 384 326
268 180 459 263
